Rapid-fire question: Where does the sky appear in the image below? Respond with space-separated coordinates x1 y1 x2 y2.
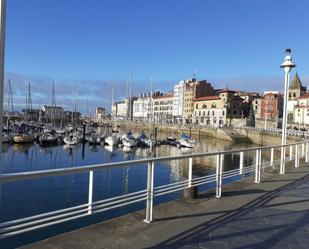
3 0 309 113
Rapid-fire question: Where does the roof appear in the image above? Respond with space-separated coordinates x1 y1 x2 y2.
238 91 260 96
194 96 221 101
153 92 174 99
299 92 309 99
290 72 304 90
217 88 236 93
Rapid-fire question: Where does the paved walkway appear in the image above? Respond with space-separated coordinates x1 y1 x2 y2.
23 163 309 249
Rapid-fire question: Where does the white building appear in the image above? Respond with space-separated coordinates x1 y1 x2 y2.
287 73 306 122
294 93 309 126
173 80 185 123
153 92 174 123
133 94 152 122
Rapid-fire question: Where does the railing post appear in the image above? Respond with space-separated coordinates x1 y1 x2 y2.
302 143 305 158
305 143 309 163
216 154 223 198
280 146 286 175
88 170 94 215
270 147 274 169
239 151 244 175
295 144 299 168
144 160 154 223
289 145 293 161
188 157 192 187
255 149 261 183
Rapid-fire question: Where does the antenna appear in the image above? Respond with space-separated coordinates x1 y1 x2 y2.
193 68 197 80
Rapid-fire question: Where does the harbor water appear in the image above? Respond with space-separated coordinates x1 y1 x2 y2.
0 130 276 248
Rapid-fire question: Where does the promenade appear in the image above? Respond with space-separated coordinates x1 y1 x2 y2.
23 162 309 249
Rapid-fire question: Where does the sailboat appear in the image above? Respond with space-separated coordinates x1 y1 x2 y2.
121 131 138 147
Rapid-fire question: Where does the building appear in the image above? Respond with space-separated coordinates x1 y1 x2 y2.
39 105 64 123
22 109 40 121
287 73 306 122
293 92 309 127
260 91 283 128
63 111 81 123
95 107 108 120
132 92 161 122
172 78 214 124
183 79 214 124
252 96 262 120
193 89 247 127
112 97 137 120
173 80 186 124
193 96 225 126
153 92 174 123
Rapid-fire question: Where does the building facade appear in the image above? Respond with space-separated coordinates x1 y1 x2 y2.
193 89 247 127
183 79 214 124
294 93 309 126
132 93 153 122
153 92 174 123
287 73 306 122
260 91 283 128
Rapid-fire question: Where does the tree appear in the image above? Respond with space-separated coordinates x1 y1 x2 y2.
246 104 255 127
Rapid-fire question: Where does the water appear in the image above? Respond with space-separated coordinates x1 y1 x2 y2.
0 133 268 248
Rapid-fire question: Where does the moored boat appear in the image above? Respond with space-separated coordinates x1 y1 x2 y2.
105 135 118 147
13 134 35 144
179 134 195 148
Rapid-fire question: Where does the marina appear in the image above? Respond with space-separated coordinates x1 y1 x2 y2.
0 124 267 247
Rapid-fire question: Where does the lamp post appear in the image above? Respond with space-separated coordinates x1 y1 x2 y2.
280 49 296 174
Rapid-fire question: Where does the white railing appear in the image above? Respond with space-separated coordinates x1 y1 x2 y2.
234 126 309 137
0 141 309 239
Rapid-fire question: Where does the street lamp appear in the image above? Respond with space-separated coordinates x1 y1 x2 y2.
280 48 296 174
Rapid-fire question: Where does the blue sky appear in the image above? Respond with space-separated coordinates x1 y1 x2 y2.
3 0 309 113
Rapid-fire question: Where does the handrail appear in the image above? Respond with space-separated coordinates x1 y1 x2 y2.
1 140 308 239
0 140 307 183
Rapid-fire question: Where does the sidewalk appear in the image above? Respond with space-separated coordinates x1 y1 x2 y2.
23 163 309 249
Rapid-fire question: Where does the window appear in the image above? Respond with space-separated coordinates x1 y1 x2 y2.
233 110 237 114
293 92 296 98
196 104 198 109
222 110 225 116
211 103 216 108
212 111 214 116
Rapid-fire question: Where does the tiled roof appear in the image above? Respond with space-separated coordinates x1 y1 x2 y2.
217 88 236 93
194 96 221 101
299 92 309 99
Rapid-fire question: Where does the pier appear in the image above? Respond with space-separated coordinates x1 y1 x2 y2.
22 158 309 249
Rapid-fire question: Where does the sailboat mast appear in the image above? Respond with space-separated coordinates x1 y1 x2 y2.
28 82 32 110
129 74 132 121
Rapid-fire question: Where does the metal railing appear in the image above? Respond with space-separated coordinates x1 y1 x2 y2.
0 141 309 239
234 126 309 137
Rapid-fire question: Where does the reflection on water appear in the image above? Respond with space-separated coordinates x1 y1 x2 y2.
0 132 278 248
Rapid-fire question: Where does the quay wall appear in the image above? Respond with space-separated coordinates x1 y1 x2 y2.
117 122 303 146
238 129 302 146
118 122 234 142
